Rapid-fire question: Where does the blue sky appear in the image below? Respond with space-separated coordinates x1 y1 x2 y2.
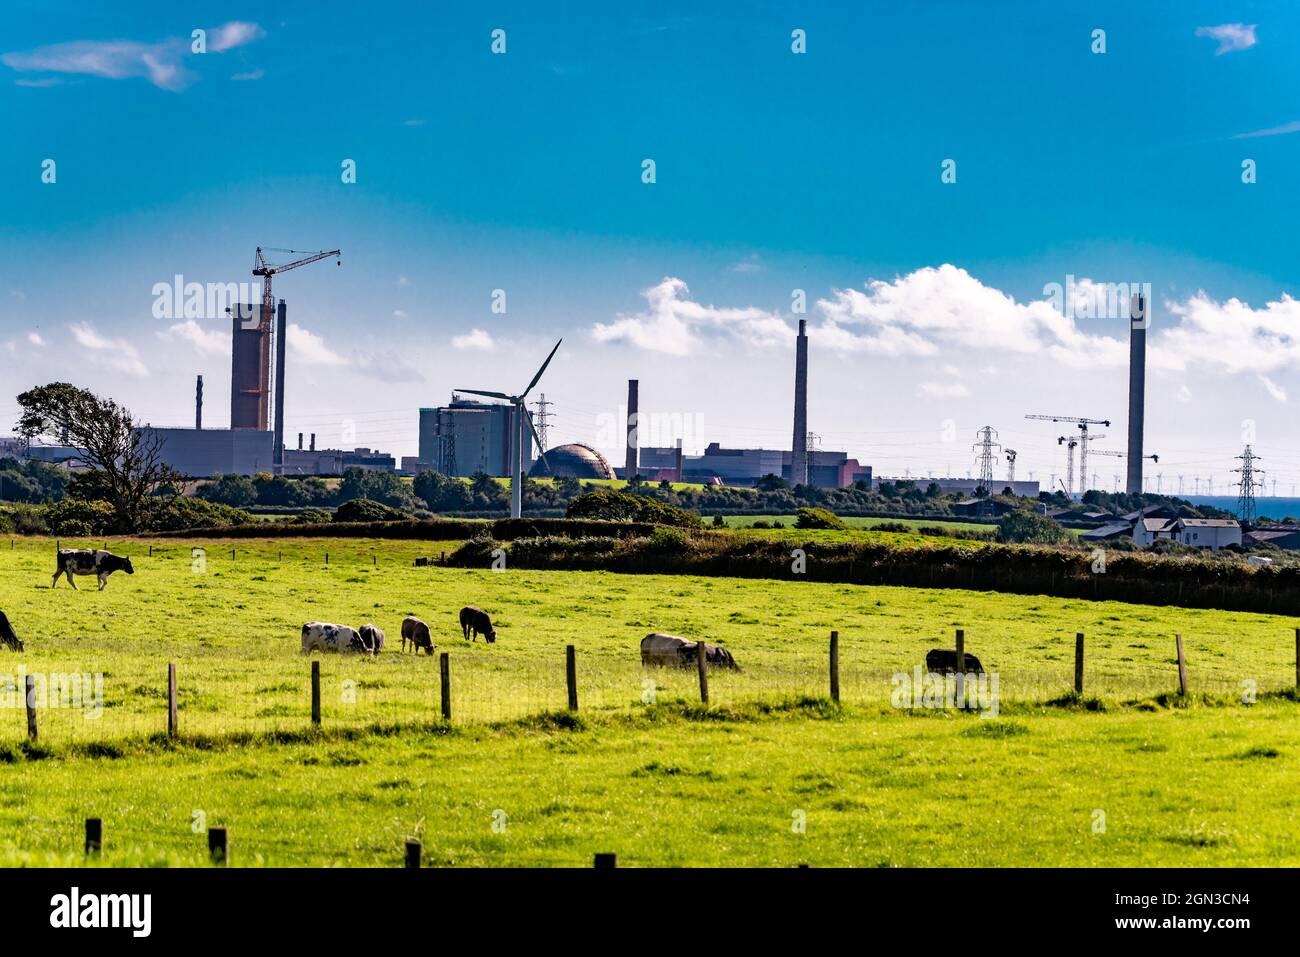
2 2 1299 493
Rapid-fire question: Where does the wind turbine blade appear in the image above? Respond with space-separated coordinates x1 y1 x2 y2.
455 389 513 401
520 339 562 399
524 409 551 474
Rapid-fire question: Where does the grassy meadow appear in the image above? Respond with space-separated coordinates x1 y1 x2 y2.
0 533 1295 865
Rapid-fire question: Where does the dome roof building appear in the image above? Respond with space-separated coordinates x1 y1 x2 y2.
529 443 617 480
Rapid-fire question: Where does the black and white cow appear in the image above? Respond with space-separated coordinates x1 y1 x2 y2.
359 623 385 655
640 633 739 670
301 622 369 654
52 549 134 591
0 611 22 652
459 606 496 643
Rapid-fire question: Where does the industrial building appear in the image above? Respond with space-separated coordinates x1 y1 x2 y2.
634 443 870 488
138 427 275 478
528 443 617 480
418 397 534 478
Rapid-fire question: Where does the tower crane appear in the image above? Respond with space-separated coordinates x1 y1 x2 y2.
1027 414 1110 496
251 247 341 473
1057 436 1078 496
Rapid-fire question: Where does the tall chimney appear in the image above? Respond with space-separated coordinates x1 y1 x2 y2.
624 379 639 479
195 375 203 430
674 438 684 482
791 319 809 486
310 433 316 452
298 432 303 451
1126 293 1146 495
273 300 288 474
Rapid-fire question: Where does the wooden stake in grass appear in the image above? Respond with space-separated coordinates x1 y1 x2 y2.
829 631 840 704
566 644 578 712
594 852 617 868
697 638 709 706
954 628 966 710
440 653 451 721
1175 634 1188 696
311 660 321 726
1074 632 1085 695
24 675 36 741
208 827 228 865
167 662 178 738
1294 627 1299 692
405 840 422 869
85 818 102 855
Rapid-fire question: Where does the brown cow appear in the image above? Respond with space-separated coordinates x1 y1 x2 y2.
459 606 496 643
401 616 434 655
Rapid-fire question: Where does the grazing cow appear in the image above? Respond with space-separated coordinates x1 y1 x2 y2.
459 606 496 643
301 622 368 654
640 633 739 670
52 549 135 591
0 611 22 652
359 623 385 656
401 616 434 655
925 649 985 674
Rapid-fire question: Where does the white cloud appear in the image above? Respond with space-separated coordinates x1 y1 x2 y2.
1259 375 1287 403
393 309 408 319
730 255 762 274
1159 292 1300 375
397 275 411 287
592 277 790 356
158 319 226 356
452 328 495 351
1233 119 1300 139
209 22 265 53
2 22 264 91
69 322 148 376
1176 384 1193 404
231 69 264 82
919 381 970 399
1195 23 1257 55
287 323 347 366
26 332 44 347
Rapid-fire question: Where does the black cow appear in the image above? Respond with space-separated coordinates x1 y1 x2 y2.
401 616 434 655
925 649 985 674
0 611 22 652
52 549 135 591
459 606 496 643
641 633 740 670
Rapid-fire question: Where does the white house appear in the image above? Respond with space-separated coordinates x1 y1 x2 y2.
1132 517 1177 548
1173 518 1242 552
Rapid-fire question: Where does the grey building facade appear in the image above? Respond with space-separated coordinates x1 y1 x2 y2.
419 399 533 478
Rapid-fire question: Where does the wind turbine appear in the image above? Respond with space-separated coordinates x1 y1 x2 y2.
457 339 561 518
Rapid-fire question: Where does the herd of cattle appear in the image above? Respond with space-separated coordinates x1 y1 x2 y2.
3 548 754 672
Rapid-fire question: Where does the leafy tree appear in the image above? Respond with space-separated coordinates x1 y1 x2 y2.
565 489 701 527
997 509 1069 544
16 382 178 532
414 470 470 511
795 507 847 530
198 473 258 507
337 468 416 509
755 473 789 492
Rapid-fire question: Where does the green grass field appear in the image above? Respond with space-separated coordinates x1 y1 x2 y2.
0 534 1294 866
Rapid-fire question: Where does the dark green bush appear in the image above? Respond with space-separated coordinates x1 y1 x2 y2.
565 489 702 528
795 507 847 530
333 498 409 523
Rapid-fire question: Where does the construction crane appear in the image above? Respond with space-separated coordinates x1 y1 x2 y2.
1026 414 1110 497
1057 436 1078 496
1004 448 1017 483
251 247 342 473
1091 449 1159 464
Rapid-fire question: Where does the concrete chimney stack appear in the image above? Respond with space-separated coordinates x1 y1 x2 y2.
195 375 204 430
791 319 809 486
298 432 304 451
310 433 316 452
674 437 684 483
1126 292 1147 494
625 379 639 479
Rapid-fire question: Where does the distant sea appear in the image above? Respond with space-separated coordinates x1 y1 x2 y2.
1182 496 1300 521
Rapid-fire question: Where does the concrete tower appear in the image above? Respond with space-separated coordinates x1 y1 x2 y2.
273 300 288 474
1126 292 1147 495
624 379 639 479
195 375 203 430
790 319 809 486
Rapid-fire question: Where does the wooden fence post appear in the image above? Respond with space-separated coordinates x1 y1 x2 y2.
954 628 966 709
594 852 617 868
405 840 422 869
829 631 840 704
440 653 451 721
1294 627 1299 692
696 639 709 705
167 662 178 738
311 660 321 726
1074 633 1084 695
85 818 102 855
208 827 228 865
24 675 36 741
566 645 578 712
1175 634 1188 696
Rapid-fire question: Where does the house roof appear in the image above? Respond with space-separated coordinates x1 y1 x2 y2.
1176 518 1240 528
1081 522 1132 540
1123 504 1176 522
1142 518 1176 532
